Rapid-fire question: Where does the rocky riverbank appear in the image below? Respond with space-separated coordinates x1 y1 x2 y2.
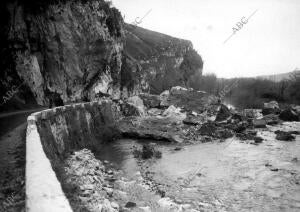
117 87 300 145
56 86 300 211
59 148 197 212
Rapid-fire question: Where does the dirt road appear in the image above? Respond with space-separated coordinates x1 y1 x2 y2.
0 109 43 212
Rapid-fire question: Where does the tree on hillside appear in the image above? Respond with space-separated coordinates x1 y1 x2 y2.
287 76 300 104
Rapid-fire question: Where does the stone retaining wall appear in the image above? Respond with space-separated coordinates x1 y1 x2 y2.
26 100 120 212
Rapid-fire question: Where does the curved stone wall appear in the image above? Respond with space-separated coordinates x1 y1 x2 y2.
26 100 121 212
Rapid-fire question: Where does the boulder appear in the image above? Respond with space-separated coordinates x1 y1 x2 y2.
254 136 263 143
262 108 280 116
139 93 161 108
244 109 263 119
264 101 279 109
165 86 210 114
275 130 295 141
292 105 300 114
163 105 186 120
263 114 280 125
125 202 137 208
127 96 144 108
118 116 186 143
253 119 267 128
170 86 188 95
148 108 163 116
215 104 231 122
122 96 146 117
279 109 299 121
262 101 280 116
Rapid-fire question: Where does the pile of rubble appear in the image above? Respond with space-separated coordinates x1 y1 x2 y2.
117 86 300 143
62 149 119 212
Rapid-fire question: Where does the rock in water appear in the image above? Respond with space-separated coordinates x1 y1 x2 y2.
292 105 300 115
275 131 295 141
279 109 299 121
254 136 263 143
133 144 162 159
125 202 137 208
253 119 267 128
142 144 155 159
262 101 280 116
263 114 280 125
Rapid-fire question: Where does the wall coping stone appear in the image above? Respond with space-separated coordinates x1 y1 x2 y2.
26 100 112 212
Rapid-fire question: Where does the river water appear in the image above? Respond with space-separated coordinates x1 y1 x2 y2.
95 122 300 212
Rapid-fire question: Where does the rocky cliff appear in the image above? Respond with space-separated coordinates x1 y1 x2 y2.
0 0 203 110
124 24 203 94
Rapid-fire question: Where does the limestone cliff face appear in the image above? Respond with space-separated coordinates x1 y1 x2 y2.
124 24 203 94
1 0 124 106
0 0 203 109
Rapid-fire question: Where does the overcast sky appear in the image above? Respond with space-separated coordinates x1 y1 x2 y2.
112 0 300 78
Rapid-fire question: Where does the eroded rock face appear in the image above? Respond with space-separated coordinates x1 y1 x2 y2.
0 0 203 109
124 25 203 94
2 0 124 106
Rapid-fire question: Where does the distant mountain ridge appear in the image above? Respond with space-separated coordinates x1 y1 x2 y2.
256 69 300 82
